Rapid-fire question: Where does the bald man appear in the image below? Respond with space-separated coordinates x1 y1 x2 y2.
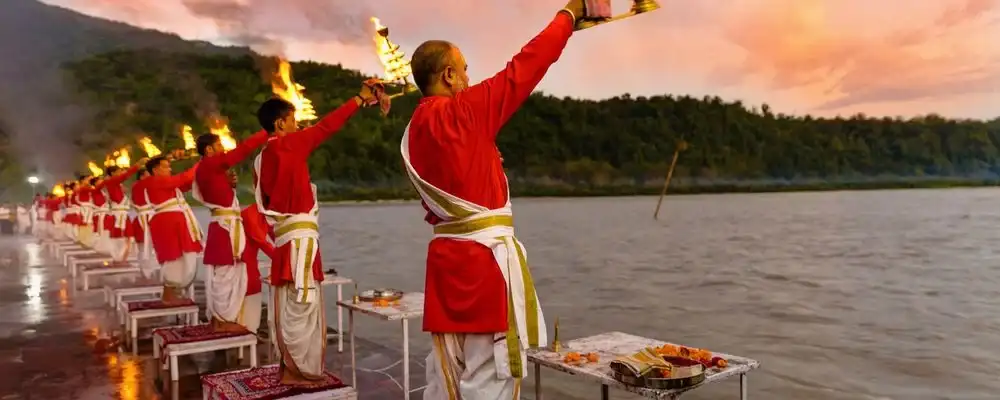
402 0 585 397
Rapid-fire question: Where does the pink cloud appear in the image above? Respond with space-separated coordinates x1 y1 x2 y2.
39 0 1000 119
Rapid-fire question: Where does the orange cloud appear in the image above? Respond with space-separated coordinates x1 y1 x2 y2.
39 0 1000 118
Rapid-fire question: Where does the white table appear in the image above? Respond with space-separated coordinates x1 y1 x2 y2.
81 264 141 290
337 292 424 400
52 242 83 259
152 325 258 382
262 274 352 359
105 284 163 308
527 331 761 400
70 255 137 276
119 300 200 355
43 239 74 255
63 248 100 268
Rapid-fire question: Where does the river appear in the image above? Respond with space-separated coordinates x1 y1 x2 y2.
194 188 1000 400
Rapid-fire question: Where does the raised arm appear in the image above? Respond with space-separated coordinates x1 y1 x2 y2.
105 165 141 187
146 163 200 192
454 11 573 139
281 99 360 154
219 130 269 168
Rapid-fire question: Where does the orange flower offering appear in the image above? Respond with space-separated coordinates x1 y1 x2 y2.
657 368 672 378
655 344 728 368
563 352 600 364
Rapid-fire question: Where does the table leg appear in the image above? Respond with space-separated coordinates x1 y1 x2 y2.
740 373 747 400
83 273 89 291
337 284 343 352
250 344 258 367
534 363 542 400
170 355 179 382
402 319 410 400
131 317 138 356
350 310 356 388
601 384 609 400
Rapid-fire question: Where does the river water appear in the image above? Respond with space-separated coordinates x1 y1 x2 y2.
195 189 1000 400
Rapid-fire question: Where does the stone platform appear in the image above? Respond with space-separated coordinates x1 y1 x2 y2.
0 237 428 400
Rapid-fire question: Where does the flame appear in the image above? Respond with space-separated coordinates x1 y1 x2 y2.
87 161 104 177
371 17 412 83
103 156 115 167
52 184 65 197
181 125 196 150
209 123 237 151
270 59 317 122
139 137 161 157
115 148 130 168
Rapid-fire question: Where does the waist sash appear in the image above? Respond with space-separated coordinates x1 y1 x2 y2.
150 190 203 244
135 202 154 257
109 199 131 231
193 181 246 262
400 123 545 380
253 147 320 304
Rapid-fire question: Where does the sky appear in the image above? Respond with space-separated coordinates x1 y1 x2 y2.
42 0 1000 119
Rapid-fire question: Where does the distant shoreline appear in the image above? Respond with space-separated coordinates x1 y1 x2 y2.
310 178 1000 205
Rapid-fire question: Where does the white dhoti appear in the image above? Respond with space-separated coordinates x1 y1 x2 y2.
273 284 325 378
401 124 547 396
107 204 131 262
425 333 518 400
161 252 198 292
241 293 263 334
206 263 249 323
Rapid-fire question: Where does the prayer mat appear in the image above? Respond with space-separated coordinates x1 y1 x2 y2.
127 298 195 312
154 324 252 358
201 365 347 400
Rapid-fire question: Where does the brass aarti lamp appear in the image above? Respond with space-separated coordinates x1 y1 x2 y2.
574 0 661 31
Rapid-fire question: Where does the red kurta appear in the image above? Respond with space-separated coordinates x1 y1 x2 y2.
43 198 60 222
197 130 269 266
63 192 81 225
146 164 202 264
103 166 141 238
408 12 573 333
257 100 359 286
241 203 275 296
90 182 107 232
130 177 150 243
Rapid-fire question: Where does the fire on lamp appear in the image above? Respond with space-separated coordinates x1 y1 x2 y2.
371 17 416 99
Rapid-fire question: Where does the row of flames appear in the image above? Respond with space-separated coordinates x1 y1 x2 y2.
65 18 407 194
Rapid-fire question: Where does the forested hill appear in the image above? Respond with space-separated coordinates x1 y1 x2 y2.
62 48 1000 200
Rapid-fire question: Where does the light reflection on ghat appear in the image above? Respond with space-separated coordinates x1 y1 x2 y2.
25 268 43 323
24 243 42 266
105 354 140 400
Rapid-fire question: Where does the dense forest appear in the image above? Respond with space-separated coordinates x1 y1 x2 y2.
58 49 1000 201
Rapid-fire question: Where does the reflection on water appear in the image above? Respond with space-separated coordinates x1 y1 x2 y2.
106 354 140 400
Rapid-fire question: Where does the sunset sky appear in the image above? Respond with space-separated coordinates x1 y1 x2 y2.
44 0 1000 119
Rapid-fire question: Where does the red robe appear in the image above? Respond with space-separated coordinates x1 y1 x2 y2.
91 181 107 232
102 166 141 238
196 130 269 266
257 100 359 287
43 198 60 222
129 177 150 243
241 203 275 296
146 164 201 264
407 12 572 333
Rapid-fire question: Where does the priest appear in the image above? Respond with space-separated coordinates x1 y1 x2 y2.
403 1 582 397
253 81 381 385
103 163 143 263
193 129 268 332
144 151 202 303
130 168 155 274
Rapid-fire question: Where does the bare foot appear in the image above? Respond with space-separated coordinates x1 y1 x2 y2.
279 370 322 387
211 318 248 333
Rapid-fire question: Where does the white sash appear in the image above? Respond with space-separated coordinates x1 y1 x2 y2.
147 188 203 244
253 146 321 304
400 123 546 380
193 180 246 261
109 196 131 231
135 201 154 258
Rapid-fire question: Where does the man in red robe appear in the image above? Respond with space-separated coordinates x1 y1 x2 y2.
74 176 97 248
403 2 580 397
59 182 78 241
130 168 154 273
145 152 202 303
253 82 379 385
193 130 268 332
90 175 110 253
102 164 143 263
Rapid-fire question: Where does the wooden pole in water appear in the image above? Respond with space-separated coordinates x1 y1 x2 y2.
653 141 687 220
